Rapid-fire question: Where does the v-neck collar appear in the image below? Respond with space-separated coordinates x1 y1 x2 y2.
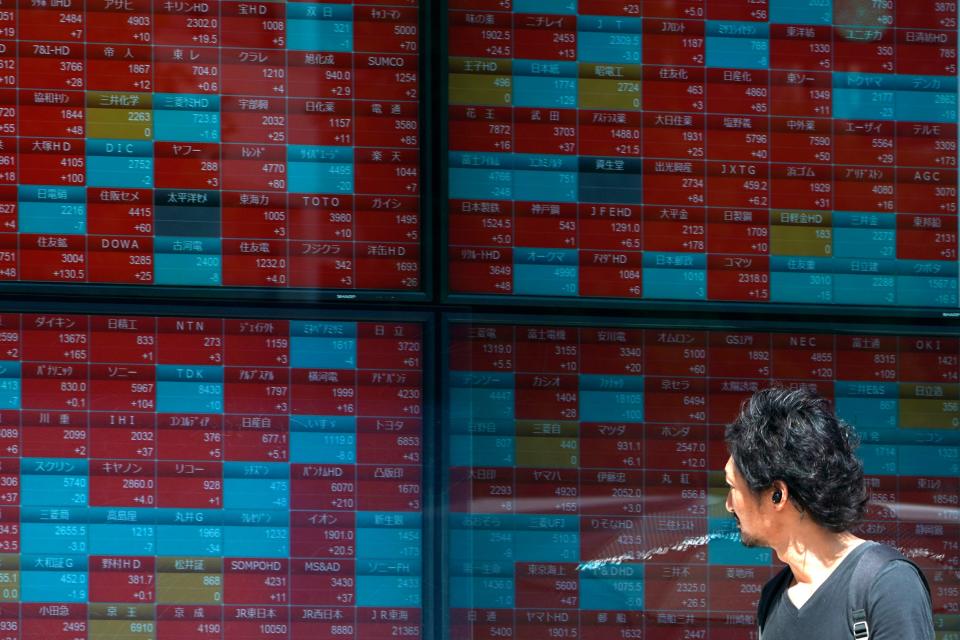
779 541 875 615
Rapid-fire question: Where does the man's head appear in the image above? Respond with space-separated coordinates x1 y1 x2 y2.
724 387 869 545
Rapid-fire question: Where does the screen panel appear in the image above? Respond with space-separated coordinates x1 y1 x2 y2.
444 317 960 639
0 311 426 639
446 1 960 310
0 1 423 298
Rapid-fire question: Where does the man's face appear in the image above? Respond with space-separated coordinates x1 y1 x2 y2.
724 456 768 548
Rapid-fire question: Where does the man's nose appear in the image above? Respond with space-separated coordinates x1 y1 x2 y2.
725 491 734 513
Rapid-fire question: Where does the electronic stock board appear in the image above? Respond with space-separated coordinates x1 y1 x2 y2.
447 1 960 309
446 317 960 639
0 311 426 640
0 0 422 297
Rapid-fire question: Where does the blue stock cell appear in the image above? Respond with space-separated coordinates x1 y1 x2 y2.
290 416 357 464
86 140 154 188
514 248 578 296
287 146 353 193
17 186 86 235
87 155 153 189
835 383 898 431
450 433 515 467
450 372 515 426
223 513 289 558
577 17 642 63
513 75 578 109
450 576 514 609
290 321 357 368
449 167 513 200
20 460 88 507
708 518 772 565
449 387 515 422
86 508 155 555
20 521 87 555
20 556 88 603
896 88 957 123
642 253 707 300
514 516 579 562
154 241 222 286
0 361 20 409
224 462 289 509
514 0 576 12
580 375 645 422
154 95 220 142
898 445 959 477
770 270 833 304
706 22 770 69
287 3 353 51
833 225 896 260
833 260 897 306
858 444 898 475
896 260 958 307
89 524 156 555
449 152 513 200
155 509 223 556
770 0 832 24
450 527 515 565
580 563 644 610
357 575 421 607
513 154 578 202
357 521 422 562
156 365 223 413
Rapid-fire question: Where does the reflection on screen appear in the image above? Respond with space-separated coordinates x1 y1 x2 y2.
447 321 959 639
0 312 424 639
447 1 959 307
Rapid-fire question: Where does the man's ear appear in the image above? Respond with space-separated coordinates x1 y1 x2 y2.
770 480 789 509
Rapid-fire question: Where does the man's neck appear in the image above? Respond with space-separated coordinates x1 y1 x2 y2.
774 526 866 586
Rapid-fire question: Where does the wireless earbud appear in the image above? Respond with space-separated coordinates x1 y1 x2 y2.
772 489 783 504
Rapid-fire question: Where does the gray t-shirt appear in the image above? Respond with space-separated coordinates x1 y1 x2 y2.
761 542 934 640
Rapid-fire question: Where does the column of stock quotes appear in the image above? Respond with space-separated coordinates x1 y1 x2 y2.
447 0 960 307
0 313 425 639
447 322 960 639
0 1 421 290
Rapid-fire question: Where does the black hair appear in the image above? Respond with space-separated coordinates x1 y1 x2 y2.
725 386 868 532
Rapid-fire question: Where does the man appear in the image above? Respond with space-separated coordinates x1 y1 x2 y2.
723 387 933 639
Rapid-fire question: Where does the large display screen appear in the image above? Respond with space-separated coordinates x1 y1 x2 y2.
0 1 422 295
446 1 960 308
446 318 960 639
0 312 425 639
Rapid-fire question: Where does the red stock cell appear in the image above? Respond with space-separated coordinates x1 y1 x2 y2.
223 558 289 605
223 414 289 462
644 564 709 611
707 254 770 302
448 245 514 294
156 459 223 509
769 24 833 72
898 336 959 383
220 2 286 49
356 464 421 511
643 204 705 252
89 411 156 459
290 559 355 606
290 464 357 511
89 460 156 507
447 324 514 372
290 510 357 559
156 413 223 462
448 10 513 58
642 19 706 67
514 563 580 609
